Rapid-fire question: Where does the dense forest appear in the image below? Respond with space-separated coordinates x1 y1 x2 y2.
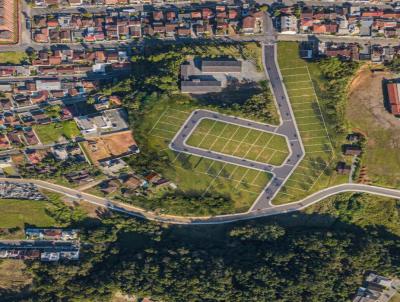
1 193 400 302
0 44 391 301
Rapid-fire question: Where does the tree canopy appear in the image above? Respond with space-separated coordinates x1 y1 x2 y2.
3 193 400 302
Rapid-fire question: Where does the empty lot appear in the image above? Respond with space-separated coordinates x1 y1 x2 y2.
138 99 272 213
186 118 289 166
273 42 337 204
82 131 137 164
346 65 400 188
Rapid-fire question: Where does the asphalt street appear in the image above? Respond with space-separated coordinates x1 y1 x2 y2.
0 240 78 251
170 17 304 209
2 9 399 224
169 109 280 173
2 178 400 225
1 0 396 53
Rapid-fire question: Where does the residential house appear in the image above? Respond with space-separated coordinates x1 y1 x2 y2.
242 16 255 34
281 15 298 34
343 145 362 156
122 175 144 190
336 162 351 175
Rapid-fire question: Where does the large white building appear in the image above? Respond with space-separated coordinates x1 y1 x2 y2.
280 15 298 34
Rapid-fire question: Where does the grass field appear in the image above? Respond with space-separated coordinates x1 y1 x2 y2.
0 260 32 294
0 52 27 64
137 96 272 213
0 199 57 230
345 66 400 188
273 42 347 204
34 120 80 144
186 119 289 166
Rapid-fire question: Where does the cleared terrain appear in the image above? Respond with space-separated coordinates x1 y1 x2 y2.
346 65 400 188
186 118 289 166
273 42 345 204
138 98 272 213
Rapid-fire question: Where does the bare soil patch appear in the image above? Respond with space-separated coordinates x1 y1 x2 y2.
82 131 137 164
346 65 400 187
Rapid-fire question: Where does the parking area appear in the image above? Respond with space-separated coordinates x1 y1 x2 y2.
275 43 335 203
186 118 289 166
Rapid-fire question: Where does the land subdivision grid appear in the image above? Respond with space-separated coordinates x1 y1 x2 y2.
185 118 289 166
273 44 335 203
147 106 271 208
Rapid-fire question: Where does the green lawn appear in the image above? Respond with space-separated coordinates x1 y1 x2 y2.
272 42 347 205
3 166 18 176
135 95 272 214
34 120 80 144
186 118 289 166
0 199 57 231
0 52 27 65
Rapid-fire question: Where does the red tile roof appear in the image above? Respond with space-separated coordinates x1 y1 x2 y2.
362 11 384 17
387 83 400 115
242 16 255 29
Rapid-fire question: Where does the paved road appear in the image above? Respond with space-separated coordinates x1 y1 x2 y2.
277 33 399 46
169 109 280 173
0 240 78 251
2 27 397 53
170 13 304 209
258 0 395 8
2 177 400 225
0 68 131 84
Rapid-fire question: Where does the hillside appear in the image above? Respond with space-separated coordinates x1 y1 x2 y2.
1 193 400 301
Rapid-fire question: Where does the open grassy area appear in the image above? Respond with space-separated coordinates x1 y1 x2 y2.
34 120 80 144
0 52 27 65
272 42 348 204
186 118 289 166
0 260 32 295
0 199 57 232
345 66 400 188
135 95 272 213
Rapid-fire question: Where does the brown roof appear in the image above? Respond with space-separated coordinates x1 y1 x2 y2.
123 176 142 189
49 56 62 65
153 11 163 21
242 16 255 29
343 145 362 156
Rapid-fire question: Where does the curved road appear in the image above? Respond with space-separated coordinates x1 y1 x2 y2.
2 177 400 225
170 12 306 210
170 42 305 209
4 13 397 225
